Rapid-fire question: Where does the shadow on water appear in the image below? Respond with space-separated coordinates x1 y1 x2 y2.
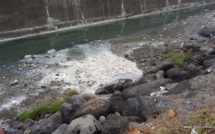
0 3 214 65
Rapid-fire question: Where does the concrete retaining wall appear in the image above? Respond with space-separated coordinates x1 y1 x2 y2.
0 0 213 33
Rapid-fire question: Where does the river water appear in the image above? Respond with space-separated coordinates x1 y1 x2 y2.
0 3 215 130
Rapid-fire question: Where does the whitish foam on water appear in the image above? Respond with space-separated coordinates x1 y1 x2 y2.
34 41 142 93
0 96 27 111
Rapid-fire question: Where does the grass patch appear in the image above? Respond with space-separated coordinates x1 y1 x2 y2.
162 52 176 60
18 90 79 121
67 90 79 96
162 50 192 67
18 98 66 121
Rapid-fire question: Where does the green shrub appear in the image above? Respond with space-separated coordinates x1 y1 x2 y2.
162 52 176 60
18 98 65 121
162 50 192 67
68 90 79 96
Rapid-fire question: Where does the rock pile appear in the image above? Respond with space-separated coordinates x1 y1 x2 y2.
15 27 215 134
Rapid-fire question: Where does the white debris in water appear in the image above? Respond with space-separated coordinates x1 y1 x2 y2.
0 96 27 111
47 49 56 54
31 41 142 93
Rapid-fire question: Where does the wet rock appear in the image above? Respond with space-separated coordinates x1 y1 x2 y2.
166 68 187 82
60 95 86 123
65 115 102 134
52 124 68 134
10 79 19 86
149 61 174 73
122 79 172 100
81 93 98 101
95 79 133 95
122 96 159 122
134 76 148 85
102 114 129 134
167 80 192 95
199 27 212 37
73 98 113 119
108 92 126 114
205 48 215 56
203 58 215 68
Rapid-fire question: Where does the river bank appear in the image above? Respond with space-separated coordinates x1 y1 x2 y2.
0 5 215 134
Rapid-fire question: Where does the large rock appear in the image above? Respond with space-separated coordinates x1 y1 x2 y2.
52 124 68 134
203 58 215 68
73 98 113 119
183 64 205 78
81 93 98 101
122 96 159 122
95 79 133 95
60 95 86 123
167 80 192 95
102 114 129 134
108 92 126 114
166 68 187 82
122 79 172 100
149 61 174 73
30 112 63 134
205 48 215 56
199 27 212 37
65 115 102 134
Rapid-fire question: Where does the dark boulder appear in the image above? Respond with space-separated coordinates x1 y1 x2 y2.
65 115 102 134
60 95 86 123
149 61 174 73
122 79 172 100
203 58 215 68
205 48 215 56
30 112 63 134
102 114 129 134
95 79 133 95
199 27 212 37
183 64 205 78
122 96 159 122
73 99 113 119
108 92 126 114
166 68 187 82
167 80 192 95
51 124 68 134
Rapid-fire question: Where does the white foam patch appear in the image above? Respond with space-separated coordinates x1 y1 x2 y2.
33 41 142 93
0 96 27 111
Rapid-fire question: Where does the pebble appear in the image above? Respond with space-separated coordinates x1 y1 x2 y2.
10 80 19 86
99 116 106 124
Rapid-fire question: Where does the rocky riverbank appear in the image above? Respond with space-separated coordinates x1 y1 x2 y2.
3 11 214 134
0 8 215 134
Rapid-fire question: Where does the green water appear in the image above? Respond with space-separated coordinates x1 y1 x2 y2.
0 3 215 65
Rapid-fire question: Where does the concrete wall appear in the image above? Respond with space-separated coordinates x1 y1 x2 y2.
0 0 213 33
